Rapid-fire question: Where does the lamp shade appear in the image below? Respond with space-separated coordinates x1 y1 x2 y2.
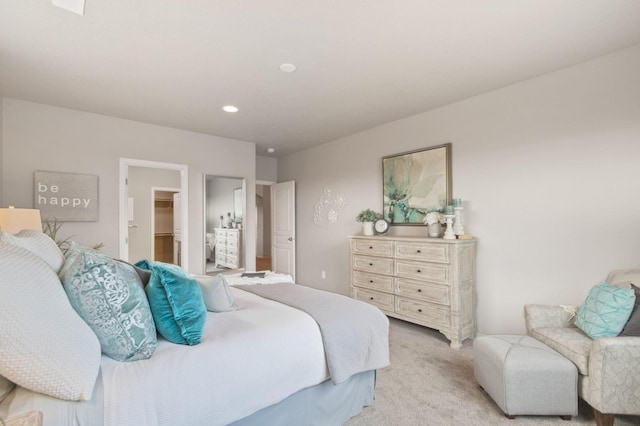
0 206 43 234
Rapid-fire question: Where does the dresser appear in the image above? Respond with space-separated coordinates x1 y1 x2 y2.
214 228 242 269
349 235 476 349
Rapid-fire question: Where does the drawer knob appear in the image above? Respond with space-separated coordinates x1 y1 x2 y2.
369 246 373 249
369 263 373 266
369 280 374 283
370 297 374 300
417 249 421 253
418 309 423 313
417 289 422 292
417 269 421 273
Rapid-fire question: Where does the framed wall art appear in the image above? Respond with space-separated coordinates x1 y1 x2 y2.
34 170 99 221
382 143 451 225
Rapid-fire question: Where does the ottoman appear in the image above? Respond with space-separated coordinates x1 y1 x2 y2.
473 335 577 419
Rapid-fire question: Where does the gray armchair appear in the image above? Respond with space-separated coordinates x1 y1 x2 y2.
524 270 640 426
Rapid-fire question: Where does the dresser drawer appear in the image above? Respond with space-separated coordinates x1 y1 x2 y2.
353 287 394 311
353 271 394 292
395 260 449 284
395 278 450 305
395 241 449 263
215 230 227 238
226 238 239 249
216 237 227 247
353 255 394 275
352 239 394 257
215 254 226 264
395 297 450 326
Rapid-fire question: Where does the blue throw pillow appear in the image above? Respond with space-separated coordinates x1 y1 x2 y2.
60 244 157 361
136 260 207 345
575 281 636 339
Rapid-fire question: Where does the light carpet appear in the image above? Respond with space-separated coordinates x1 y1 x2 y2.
346 318 640 426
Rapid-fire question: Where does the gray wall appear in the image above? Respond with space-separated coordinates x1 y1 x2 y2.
256 155 277 182
1 99 257 274
278 44 640 334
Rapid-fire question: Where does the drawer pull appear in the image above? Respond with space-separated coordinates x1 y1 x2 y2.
417 269 421 273
370 297 374 300
369 263 373 266
369 280 374 283
369 246 373 249
417 289 422 292
417 249 421 253
418 309 423 313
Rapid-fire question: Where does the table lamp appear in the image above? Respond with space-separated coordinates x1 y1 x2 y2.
0 206 43 234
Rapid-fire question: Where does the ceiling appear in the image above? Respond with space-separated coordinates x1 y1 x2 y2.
1 1 640 157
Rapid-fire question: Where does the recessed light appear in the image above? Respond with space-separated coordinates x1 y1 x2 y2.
280 63 296 73
222 105 238 113
267 148 275 153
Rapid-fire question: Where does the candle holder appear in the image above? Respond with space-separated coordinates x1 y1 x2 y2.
453 206 465 236
443 214 456 240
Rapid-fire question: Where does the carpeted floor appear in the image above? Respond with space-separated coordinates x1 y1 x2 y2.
346 318 640 426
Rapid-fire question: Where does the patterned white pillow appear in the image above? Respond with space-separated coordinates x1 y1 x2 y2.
0 243 101 401
0 230 64 273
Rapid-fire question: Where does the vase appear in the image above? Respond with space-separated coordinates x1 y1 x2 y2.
427 223 441 238
362 222 374 236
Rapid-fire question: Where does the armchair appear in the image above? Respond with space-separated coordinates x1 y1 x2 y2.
524 270 640 426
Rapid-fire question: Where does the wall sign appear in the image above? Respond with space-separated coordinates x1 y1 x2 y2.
34 171 99 221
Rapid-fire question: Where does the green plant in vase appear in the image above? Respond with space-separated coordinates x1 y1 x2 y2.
356 209 382 236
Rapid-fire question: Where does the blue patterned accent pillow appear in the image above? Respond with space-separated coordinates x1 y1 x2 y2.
136 260 207 345
60 245 157 361
575 281 636 339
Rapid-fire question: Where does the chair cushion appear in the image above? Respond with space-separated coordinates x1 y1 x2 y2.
530 327 593 375
620 284 640 336
575 282 635 339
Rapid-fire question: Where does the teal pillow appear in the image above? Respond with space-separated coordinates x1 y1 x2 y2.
136 260 207 345
575 281 636 339
60 245 157 361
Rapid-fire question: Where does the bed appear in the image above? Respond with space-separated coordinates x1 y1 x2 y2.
0 233 389 426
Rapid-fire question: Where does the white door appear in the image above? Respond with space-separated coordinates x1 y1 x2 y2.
271 181 295 279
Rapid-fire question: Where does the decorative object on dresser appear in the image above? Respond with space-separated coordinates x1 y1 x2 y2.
382 143 451 225
349 235 476 349
355 209 382 236
214 227 242 269
423 211 445 238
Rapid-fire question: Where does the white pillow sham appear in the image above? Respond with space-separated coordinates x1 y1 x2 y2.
0 230 64 273
193 274 239 312
0 243 101 401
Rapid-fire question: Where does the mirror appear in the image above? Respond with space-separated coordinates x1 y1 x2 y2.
204 175 245 275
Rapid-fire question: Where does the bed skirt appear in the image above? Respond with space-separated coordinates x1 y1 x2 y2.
230 370 376 426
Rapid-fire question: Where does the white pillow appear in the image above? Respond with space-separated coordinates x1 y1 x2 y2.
0 230 64 273
0 243 101 401
193 275 239 312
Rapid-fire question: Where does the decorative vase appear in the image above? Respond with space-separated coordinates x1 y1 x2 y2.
362 222 374 236
427 223 441 238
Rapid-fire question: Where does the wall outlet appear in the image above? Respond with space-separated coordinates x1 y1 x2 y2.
321 270 326 279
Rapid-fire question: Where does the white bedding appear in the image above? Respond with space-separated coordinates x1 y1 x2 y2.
0 288 329 426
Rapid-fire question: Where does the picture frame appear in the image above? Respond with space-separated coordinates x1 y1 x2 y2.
34 170 99 221
382 143 451 225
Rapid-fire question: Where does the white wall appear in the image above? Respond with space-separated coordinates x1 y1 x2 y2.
256 155 277 182
1 99 257 274
278 44 640 334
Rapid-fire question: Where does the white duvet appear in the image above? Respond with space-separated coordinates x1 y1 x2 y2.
101 288 328 426
0 288 329 426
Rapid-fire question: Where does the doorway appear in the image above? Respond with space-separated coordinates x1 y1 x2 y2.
256 184 272 271
119 158 189 271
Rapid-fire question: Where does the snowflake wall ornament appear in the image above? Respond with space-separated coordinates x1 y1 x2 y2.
314 186 347 225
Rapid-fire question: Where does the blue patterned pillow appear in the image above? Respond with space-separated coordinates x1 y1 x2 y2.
60 245 157 361
136 260 207 345
576 281 636 339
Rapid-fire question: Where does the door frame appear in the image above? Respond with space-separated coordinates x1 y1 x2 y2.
150 186 180 262
119 158 189 271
